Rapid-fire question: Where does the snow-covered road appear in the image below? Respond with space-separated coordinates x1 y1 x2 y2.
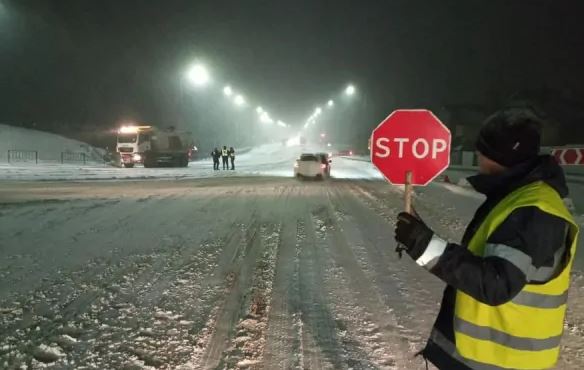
2 143 584 369
2 177 584 369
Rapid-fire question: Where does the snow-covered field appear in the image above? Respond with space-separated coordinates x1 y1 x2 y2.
0 124 104 164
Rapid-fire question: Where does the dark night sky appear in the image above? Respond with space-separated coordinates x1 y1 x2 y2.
2 0 584 143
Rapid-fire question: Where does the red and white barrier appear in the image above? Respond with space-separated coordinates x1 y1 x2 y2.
551 147 584 166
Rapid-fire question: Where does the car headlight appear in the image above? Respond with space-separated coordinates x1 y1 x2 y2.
133 154 142 161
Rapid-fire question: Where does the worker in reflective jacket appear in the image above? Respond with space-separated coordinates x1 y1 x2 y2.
395 107 579 370
221 146 229 170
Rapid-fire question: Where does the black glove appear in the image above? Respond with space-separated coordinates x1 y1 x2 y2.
394 212 434 260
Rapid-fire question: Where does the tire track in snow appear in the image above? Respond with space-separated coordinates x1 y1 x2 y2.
296 218 331 369
219 223 281 369
311 197 409 369
295 211 354 369
262 220 301 369
261 185 314 370
196 217 264 369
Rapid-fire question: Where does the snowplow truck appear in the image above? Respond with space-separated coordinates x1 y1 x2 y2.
116 125 194 168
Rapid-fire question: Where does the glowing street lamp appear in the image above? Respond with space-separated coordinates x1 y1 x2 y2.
256 106 264 114
345 84 356 96
223 85 233 96
327 100 334 107
260 112 273 124
234 95 245 106
186 64 210 86
315 107 322 115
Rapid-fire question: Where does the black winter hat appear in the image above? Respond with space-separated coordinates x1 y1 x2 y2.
476 107 542 167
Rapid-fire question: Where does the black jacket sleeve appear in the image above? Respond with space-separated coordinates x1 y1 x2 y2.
429 206 568 306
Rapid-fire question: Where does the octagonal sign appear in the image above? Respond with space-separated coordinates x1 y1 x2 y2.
370 109 451 186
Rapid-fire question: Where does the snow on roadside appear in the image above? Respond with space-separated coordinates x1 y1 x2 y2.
0 123 104 163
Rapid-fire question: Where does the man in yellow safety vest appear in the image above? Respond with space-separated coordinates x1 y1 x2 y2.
395 107 579 369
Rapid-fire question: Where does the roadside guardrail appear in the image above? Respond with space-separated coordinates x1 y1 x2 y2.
7 150 38 164
61 152 87 164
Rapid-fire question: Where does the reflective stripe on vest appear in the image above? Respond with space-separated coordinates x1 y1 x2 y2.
454 317 562 351
512 289 568 309
431 329 514 370
222 149 228 156
484 242 567 283
435 181 579 369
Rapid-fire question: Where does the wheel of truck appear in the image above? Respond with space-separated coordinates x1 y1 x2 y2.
123 163 134 168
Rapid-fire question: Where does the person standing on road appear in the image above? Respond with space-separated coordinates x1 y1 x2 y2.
394 107 579 370
221 145 229 170
229 147 235 170
210 147 219 170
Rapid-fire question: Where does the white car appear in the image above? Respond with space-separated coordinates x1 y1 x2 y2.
294 153 330 180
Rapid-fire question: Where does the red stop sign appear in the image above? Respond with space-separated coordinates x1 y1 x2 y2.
370 109 451 186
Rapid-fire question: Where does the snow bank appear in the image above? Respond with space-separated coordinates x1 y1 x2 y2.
0 124 105 163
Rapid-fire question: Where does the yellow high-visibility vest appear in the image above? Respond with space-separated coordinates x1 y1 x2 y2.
452 181 579 369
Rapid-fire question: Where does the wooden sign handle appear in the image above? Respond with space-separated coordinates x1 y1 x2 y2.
405 171 413 214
